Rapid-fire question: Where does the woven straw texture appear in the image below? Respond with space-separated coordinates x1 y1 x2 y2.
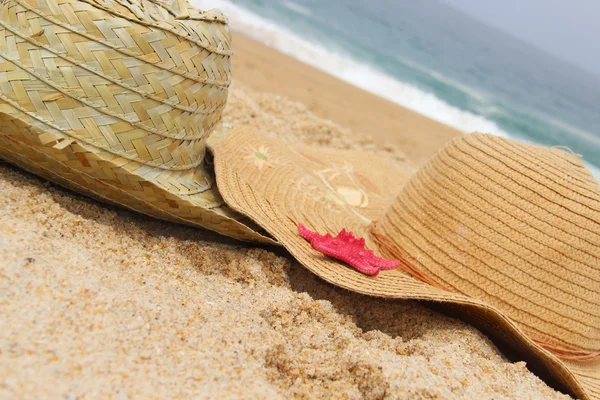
373 133 600 359
0 0 274 243
208 127 600 400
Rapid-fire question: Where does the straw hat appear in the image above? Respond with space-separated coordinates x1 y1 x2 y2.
1 0 598 397
207 127 600 399
0 0 274 244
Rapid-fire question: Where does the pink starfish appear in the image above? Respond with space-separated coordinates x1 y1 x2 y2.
298 224 400 276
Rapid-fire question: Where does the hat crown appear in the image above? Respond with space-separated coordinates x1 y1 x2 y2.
0 0 231 170
376 133 600 357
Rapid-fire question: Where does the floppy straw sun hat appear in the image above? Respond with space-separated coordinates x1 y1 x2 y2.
0 0 273 244
207 127 600 400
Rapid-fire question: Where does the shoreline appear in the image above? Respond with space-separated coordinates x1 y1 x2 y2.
230 33 463 167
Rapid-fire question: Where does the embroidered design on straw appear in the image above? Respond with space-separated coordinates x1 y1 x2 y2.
298 224 400 276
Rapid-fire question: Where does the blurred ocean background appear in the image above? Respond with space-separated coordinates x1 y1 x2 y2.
193 0 600 179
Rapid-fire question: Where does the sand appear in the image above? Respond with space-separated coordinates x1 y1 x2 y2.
229 35 463 168
0 34 571 399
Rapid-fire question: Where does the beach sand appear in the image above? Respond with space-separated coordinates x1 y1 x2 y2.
230 35 463 168
0 34 570 399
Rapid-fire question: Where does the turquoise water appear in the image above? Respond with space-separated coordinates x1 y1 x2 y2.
196 0 600 178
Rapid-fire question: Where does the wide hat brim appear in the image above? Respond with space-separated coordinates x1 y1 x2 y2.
207 126 600 400
0 0 274 244
0 112 275 244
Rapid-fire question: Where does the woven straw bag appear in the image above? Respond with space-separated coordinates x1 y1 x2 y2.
0 0 273 243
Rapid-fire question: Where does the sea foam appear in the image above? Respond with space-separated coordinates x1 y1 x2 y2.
192 0 511 137
192 0 600 182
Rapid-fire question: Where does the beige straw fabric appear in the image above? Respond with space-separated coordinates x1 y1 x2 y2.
373 133 600 359
0 0 274 243
208 127 600 400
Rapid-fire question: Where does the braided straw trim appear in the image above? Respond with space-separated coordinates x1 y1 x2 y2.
77 0 232 55
11 0 231 86
124 0 230 22
0 90 208 171
0 48 204 141
0 16 221 115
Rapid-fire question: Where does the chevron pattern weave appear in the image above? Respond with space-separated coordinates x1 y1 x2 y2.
0 0 274 243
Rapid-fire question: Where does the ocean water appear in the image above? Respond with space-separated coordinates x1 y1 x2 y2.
192 0 600 179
